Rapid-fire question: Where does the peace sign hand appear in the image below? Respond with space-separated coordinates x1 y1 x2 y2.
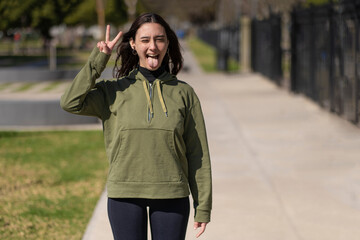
97 25 123 55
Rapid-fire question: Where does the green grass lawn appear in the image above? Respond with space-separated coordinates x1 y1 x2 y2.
40 81 64 92
0 131 108 240
186 36 239 73
187 36 217 72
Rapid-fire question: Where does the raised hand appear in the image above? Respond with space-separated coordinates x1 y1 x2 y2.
97 25 123 55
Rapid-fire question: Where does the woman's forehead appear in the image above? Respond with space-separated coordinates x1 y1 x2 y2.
136 23 166 37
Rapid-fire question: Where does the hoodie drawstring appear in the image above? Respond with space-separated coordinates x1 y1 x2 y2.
142 80 154 119
155 80 168 117
142 80 168 120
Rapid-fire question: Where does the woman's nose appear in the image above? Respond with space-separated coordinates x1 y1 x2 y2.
149 39 157 50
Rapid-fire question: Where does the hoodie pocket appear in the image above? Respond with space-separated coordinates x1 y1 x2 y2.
108 128 183 183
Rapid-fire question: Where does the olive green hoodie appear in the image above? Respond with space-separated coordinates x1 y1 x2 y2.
60 48 212 222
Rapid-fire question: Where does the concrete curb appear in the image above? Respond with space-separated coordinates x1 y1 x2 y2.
82 190 113 240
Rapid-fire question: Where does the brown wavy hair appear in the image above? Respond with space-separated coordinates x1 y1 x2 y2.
113 13 183 78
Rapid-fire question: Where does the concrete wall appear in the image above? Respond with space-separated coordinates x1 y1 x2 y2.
0 68 115 126
0 99 99 126
0 68 113 82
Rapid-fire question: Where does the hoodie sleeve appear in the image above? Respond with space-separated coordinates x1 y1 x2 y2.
60 47 111 118
183 93 212 223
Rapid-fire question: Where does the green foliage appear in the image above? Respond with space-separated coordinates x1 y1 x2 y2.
65 0 128 27
105 0 128 26
0 0 34 30
187 36 217 72
64 0 97 26
135 0 148 15
0 0 81 37
0 0 83 38
305 0 337 6
0 0 128 39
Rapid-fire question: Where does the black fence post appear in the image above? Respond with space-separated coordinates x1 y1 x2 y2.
291 8 297 92
251 19 257 72
309 5 317 101
272 15 283 84
329 3 335 112
290 0 360 125
216 28 229 71
251 14 282 84
354 2 360 123
197 25 240 72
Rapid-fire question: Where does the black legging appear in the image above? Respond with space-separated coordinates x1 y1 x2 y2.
108 197 190 240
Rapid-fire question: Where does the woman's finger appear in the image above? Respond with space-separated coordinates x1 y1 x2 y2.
97 41 104 52
194 222 200 229
194 222 207 238
111 31 123 46
108 31 122 50
105 24 110 43
98 41 110 54
101 24 122 53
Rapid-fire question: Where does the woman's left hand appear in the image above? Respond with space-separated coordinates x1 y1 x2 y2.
194 222 208 238
97 25 122 55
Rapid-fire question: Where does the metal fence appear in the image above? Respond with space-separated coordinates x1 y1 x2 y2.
251 14 282 85
197 25 240 71
291 0 360 123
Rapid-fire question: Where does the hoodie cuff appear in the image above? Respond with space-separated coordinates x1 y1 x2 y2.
93 49 111 75
194 209 211 223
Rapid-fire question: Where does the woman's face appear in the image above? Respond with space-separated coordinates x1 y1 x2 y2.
130 23 169 71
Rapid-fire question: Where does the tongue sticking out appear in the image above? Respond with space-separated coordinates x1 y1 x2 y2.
147 57 159 69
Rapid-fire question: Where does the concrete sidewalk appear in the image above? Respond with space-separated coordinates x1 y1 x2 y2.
187 72 360 240
82 70 360 240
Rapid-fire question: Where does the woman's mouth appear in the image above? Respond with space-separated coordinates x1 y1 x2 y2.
146 54 160 68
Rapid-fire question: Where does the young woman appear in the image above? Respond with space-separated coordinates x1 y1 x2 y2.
61 13 212 240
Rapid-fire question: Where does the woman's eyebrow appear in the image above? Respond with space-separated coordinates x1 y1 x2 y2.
140 35 166 39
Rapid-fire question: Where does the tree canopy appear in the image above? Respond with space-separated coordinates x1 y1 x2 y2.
0 0 128 39
1 0 82 38
65 0 128 27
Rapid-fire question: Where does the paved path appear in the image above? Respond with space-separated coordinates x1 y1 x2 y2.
189 72 360 240
82 43 360 239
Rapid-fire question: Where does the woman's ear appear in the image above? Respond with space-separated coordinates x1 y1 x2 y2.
129 38 135 49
